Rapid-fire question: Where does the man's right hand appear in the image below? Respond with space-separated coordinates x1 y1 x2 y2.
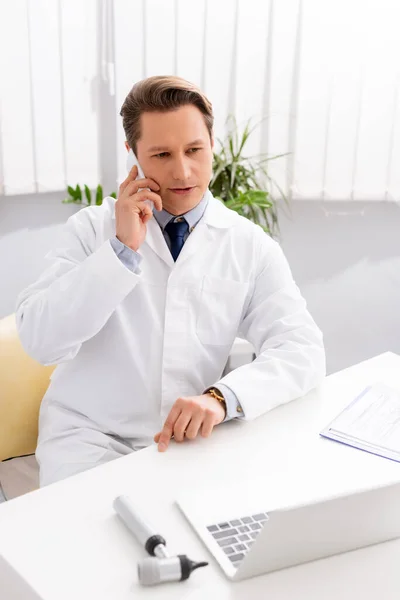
115 165 163 252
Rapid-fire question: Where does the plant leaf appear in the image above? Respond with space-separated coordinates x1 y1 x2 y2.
75 184 82 202
84 185 91 205
67 185 76 198
96 184 103 205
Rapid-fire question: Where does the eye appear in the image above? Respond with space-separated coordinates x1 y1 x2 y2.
154 152 169 158
187 147 202 154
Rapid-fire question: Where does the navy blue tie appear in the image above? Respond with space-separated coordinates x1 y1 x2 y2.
165 218 189 261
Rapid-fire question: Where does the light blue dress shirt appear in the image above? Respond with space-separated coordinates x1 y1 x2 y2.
110 193 244 422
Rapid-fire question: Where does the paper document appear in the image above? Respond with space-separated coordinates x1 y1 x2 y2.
320 382 400 462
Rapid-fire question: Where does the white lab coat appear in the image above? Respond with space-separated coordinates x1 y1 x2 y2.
16 192 325 482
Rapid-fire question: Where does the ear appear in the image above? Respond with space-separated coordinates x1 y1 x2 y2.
125 141 130 152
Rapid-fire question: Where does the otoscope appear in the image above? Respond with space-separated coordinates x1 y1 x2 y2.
113 495 208 586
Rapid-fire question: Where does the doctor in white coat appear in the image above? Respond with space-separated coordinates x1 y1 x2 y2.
16 76 325 486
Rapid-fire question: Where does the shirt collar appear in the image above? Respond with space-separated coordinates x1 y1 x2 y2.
153 190 209 232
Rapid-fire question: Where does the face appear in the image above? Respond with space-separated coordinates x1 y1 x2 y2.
127 104 214 215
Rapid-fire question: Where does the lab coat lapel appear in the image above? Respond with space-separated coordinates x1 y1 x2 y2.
174 219 213 267
143 217 174 268
175 194 238 267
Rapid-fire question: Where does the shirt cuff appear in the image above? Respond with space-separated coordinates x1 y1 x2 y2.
110 236 142 273
204 384 245 422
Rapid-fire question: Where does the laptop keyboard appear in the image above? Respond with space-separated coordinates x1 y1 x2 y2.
207 512 268 566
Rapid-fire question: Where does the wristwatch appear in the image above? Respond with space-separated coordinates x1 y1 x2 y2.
207 387 227 415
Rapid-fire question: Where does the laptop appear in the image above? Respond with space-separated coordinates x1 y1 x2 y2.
176 479 400 581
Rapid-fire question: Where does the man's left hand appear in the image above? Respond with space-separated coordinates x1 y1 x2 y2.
154 394 226 452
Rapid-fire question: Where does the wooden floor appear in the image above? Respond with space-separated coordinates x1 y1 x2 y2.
0 455 39 501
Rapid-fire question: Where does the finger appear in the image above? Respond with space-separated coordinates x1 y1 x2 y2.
138 202 153 223
184 411 204 440
136 188 163 211
119 165 138 193
125 178 161 196
120 197 157 216
154 432 161 443
142 209 154 225
173 410 193 443
201 410 215 438
158 404 182 451
122 187 163 212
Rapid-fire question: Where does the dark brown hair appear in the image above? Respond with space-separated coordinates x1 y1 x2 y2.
120 75 214 153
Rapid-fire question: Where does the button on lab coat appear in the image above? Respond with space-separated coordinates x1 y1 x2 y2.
16 192 325 457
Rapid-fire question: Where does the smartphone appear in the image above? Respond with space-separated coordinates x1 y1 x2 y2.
126 149 154 211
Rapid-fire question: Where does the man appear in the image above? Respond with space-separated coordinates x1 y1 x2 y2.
16 76 325 486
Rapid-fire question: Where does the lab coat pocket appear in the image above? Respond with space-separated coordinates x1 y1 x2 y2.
196 276 249 346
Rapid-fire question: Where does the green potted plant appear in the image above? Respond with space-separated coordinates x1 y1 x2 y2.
210 116 288 237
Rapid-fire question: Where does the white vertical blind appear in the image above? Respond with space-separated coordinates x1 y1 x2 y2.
0 0 99 195
175 0 206 84
57 0 98 188
234 0 271 159
0 0 400 201
201 0 237 144
0 0 37 194
27 0 65 192
264 0 301 199
113 0 145 186
294 0 400 201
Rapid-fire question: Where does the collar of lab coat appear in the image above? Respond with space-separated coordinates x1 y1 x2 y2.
201 189 239 229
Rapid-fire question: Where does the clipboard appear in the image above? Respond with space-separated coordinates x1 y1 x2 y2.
320 382 400 463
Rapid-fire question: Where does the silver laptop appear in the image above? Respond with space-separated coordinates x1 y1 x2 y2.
177 479 400 581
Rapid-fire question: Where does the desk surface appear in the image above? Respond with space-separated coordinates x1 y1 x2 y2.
1 352 400 600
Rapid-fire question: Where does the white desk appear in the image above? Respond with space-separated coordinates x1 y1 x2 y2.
1 352 400 600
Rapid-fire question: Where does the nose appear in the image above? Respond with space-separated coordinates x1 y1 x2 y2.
171 154 191 182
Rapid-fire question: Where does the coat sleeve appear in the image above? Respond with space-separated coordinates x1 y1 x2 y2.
15 201 140 366
214 234 326 421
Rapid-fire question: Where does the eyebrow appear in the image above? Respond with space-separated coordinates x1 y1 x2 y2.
147 139 205 153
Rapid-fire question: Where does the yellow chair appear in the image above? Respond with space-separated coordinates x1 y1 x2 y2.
0 314 56 462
